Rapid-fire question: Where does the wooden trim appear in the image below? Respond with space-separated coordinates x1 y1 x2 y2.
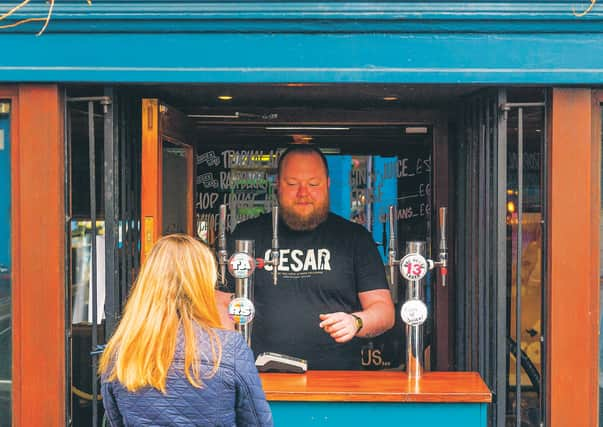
548 88 599 427
141 98 161 260
432 112 454 371
185 144 194 236
11 85 65 426
0 85 19 427
260 371 491 403
141 99 195 260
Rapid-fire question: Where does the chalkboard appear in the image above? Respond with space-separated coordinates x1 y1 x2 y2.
195 147 278 245
195 144 432 253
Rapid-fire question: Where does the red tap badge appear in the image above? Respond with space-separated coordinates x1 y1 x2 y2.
399 253 428 281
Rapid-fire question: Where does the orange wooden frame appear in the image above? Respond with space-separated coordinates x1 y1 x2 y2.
141 99 194 260
6 86 602 426
3 85 65 426
547 88 600 426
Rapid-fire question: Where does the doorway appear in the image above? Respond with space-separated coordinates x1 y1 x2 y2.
64 83 546 427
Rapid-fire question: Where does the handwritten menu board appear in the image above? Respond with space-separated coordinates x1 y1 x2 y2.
195 148 278 245
195 144 432 254
395 149 432 245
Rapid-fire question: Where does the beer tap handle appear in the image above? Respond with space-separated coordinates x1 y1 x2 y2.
387 205 399 302
271 205 279 285
438 207 448 287
218 204 227 286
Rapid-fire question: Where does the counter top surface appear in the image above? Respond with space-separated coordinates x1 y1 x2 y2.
259 371 492 403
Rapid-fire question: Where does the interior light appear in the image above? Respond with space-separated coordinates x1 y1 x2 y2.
265 127 349 131
404 127 428 135
507 201 516 213
218 95 233 101
383 96 399 101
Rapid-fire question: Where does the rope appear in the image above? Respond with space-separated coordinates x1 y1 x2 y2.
71 385 102 401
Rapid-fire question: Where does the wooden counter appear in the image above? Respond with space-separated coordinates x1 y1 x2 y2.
260 371 491 426
260 370 491 403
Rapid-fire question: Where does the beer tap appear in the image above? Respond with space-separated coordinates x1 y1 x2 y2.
387 205 399 303
269 206 280 285
217 204 228 287
216 203 281 345
387 205 448 287
422 206 448 284
431 207 448 287
386 204 449 379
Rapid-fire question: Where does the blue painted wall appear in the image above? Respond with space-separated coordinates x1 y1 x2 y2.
0 2 601 83
326 155 352 220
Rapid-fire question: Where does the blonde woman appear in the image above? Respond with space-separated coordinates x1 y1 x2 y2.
99 234 273 426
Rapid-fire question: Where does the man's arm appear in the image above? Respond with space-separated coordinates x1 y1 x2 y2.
319 288 395 343
216 289 235 330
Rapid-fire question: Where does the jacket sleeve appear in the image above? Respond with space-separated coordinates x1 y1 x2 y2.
233 335 274 427
101 381 125 427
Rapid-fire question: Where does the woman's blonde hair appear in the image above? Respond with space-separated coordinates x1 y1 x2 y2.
99 234 223 393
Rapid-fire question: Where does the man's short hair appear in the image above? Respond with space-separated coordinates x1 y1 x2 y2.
277 144 330 177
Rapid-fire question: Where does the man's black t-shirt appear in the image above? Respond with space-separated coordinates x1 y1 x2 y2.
224 212 388 370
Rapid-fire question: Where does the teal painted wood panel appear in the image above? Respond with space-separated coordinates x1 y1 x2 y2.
2 2 603 34
1 31 603 83
269 402 487 426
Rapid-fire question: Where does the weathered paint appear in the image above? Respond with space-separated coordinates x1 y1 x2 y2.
548 89 600 427
10 85 65 427
0 2 602 83
2 33 603 83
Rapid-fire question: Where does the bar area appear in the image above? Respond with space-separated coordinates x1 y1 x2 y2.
261 371 490 426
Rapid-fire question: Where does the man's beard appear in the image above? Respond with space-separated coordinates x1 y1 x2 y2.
280 197 330 231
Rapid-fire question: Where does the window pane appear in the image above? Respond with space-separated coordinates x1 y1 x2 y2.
0 101 11 427
506 105 545 427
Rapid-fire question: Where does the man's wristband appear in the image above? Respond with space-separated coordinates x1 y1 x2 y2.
350 313 363 334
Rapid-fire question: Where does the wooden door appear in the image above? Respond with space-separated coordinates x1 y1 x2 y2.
141 99 194 259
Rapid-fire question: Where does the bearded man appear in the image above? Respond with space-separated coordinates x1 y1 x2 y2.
217 144 394 370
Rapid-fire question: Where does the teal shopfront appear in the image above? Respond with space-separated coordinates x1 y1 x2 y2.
1 2 602 427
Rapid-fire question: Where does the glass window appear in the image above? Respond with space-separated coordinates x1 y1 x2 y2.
0 101 11 427
506 103 545 427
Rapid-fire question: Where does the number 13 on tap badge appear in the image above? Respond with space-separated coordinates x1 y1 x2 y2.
399 253 429 327
227 252 256 325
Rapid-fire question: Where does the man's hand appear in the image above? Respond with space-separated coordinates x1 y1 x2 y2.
319 312 360 343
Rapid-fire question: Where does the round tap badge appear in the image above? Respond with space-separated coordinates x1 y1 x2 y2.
228 297 255 325
227 252 256 279
400 300 428 326
399 253 428 281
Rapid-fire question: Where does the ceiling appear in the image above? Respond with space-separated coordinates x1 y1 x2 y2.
130 83 483 113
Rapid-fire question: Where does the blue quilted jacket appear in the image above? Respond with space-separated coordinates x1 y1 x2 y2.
101 327 273 427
